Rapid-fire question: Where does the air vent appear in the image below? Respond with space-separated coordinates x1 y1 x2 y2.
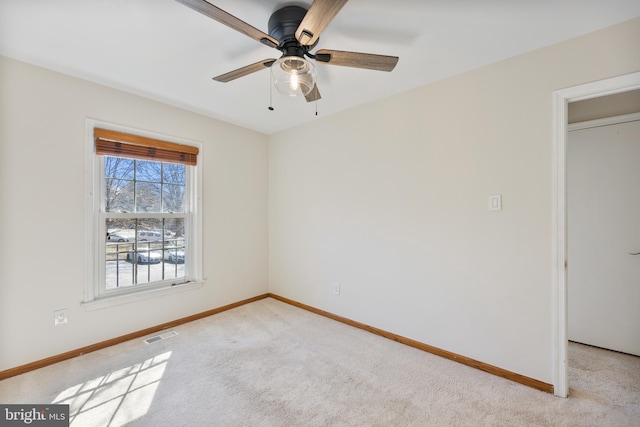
143 330 178 344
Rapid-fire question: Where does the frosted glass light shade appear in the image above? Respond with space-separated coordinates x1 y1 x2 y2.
271 56 316 97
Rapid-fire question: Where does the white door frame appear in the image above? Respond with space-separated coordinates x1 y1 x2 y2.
552 71 640 397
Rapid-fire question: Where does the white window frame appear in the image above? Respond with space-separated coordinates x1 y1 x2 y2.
83 119 203 310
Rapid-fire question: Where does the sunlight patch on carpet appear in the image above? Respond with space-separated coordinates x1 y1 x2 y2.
51 351 171 426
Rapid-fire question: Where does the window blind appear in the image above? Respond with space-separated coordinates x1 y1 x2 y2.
94 128 199 166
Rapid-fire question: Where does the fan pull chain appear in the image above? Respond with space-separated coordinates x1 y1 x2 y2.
315 101 318 116
268 72 274 111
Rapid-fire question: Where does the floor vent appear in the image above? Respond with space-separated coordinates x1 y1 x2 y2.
143 330 178 344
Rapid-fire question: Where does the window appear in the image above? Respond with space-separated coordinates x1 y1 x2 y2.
85 123 203 307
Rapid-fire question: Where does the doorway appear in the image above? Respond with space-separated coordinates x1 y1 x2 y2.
552 71 640 397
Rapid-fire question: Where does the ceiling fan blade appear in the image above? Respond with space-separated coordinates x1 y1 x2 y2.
175 0 279 48
213 59 276 82
305 84 321 102
315 49 399 72
295 0 349 46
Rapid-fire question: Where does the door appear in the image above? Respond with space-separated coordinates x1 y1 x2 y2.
567 118 640 356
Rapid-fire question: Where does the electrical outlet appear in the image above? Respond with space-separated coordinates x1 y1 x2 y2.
54 309 68 326
332 282 340 295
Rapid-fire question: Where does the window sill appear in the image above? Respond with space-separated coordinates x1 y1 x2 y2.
82 280 205 312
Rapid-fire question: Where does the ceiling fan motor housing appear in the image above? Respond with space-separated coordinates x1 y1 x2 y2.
268 5 318 53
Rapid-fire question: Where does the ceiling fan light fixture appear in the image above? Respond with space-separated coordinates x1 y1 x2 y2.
271 56 316 97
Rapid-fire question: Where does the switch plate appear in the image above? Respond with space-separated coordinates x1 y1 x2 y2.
489 194 502 211
332 282 340 295
54 309 68 326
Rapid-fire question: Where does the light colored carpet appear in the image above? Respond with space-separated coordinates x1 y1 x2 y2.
1 298 638 426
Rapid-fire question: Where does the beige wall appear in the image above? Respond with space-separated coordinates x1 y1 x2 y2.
0 56 269 371
268 18 640 384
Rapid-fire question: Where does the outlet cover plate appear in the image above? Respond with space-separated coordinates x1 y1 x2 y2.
54 309 68 326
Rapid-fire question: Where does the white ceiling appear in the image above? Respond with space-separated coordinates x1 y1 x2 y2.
1 0 639 134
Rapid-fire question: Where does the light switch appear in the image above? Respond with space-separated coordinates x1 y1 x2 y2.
489 194 502 211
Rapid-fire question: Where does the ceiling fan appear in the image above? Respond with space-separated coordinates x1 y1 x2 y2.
175 0 399 102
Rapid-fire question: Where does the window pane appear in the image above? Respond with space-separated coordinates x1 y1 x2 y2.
164 217 184 241
137 218 163 241
135 182 161 212
163 184 185 213
163 163 186 184
106 219 135 243
105 156 134 179
105 178 134 212
136 160 161 183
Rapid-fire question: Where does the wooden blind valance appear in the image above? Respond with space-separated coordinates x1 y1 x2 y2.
95 128 199 166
